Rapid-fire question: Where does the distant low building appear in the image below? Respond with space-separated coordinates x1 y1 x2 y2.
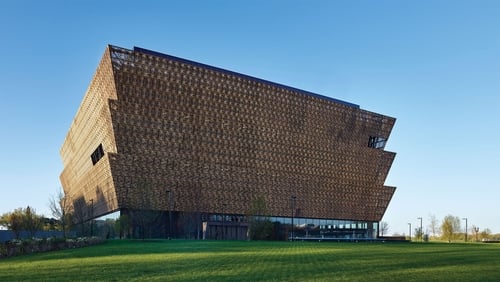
60 45 396 240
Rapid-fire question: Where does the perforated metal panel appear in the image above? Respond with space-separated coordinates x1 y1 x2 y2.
60 45 396 222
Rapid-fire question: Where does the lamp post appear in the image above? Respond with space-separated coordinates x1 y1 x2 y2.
408 223 411 241
166 189 172 239
291 195 296 241
417 217 422 242
90 199 94 237
462 218 468 242
222 203 227 240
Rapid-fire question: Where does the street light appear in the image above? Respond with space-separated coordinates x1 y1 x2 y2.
166 189 172 239
417 217 422 242
462 218 468 242
291 195 296 241
90 199 94 237
222 203 227 240
408 223 411 241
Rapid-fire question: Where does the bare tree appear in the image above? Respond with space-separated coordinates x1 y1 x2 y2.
72 197 88 236
472 225 480 242
48 189 73 237
379 221 389 237
441 215 461 243
428 214 439 239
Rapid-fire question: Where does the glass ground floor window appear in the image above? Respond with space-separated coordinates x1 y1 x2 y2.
268 216 378 239
207 213 379 240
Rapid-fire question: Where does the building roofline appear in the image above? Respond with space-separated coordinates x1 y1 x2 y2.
132 46 360 109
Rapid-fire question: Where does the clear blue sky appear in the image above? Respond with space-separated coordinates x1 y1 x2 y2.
1 1 499 235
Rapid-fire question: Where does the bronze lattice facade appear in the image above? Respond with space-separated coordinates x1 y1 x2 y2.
60 45 396 239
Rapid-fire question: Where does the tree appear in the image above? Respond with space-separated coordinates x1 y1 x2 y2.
472 225 480 242
0 208 25 239
24 206 43 237
177 191 202 239
115 214 131 239
428 214 439 239
414 226 424 241
0 207 43 239
131 181 162 239
48 189 73 237
379 221 389 237
101 218 117 239
480 228 492 241
247 195 272 240
72 197 88 236
441 215 461 242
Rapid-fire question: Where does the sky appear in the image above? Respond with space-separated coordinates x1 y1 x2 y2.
0 0 499 235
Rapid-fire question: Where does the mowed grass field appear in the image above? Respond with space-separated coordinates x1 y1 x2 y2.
1 240 499 281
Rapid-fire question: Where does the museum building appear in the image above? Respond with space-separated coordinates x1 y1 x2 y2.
60 45 396 240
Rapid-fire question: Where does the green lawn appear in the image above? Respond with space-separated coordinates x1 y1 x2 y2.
1 240 499 281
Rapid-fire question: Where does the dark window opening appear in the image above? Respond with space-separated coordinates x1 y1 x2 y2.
91 144 105 165
368 136 387 149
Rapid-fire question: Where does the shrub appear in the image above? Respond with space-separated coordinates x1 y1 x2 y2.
0 237 105 259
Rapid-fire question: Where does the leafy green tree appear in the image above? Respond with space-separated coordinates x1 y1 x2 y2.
132 181 162 240
0 207 43 238
24 206 43 237
0 208 25 238
101 218 117 239
480 228 492 241
247 195 272 240
414 227 424 241
115 214 131 239
441 215 461 242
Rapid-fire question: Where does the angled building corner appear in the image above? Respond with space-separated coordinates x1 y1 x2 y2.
60 45 397 239
60 45 120 221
